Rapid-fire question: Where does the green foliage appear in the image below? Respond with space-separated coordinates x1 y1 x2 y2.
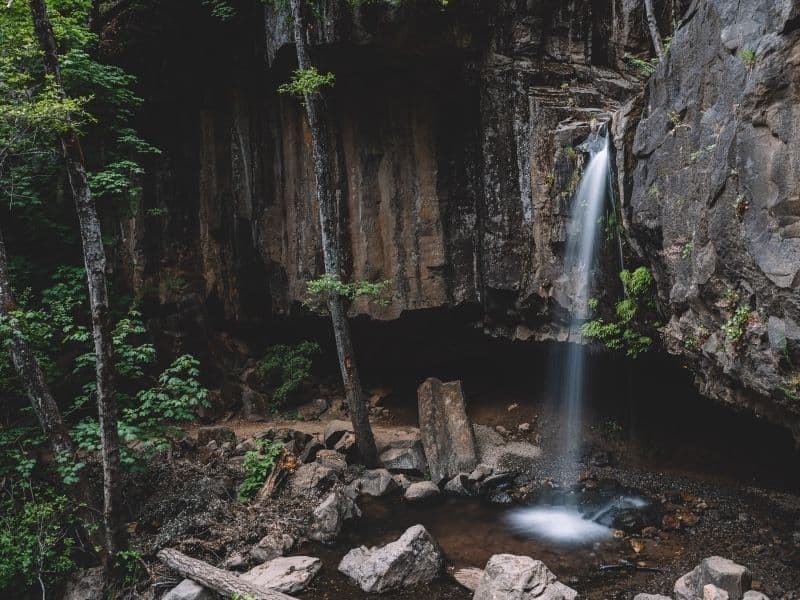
278 67 335 98
238 439 284 501
258 341 320 406
0 487 76 592
623 53 657 76
682 241 694 259
721 304 751 342
304 274 391 312
738 48 757 66
202 0 236 20
115 548 144 587
587 297 599 311
582 267 655 358
0 427 42 481
562 146 578 161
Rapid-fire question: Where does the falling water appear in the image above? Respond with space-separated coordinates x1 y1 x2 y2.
505 129 619 545
559 129 611 480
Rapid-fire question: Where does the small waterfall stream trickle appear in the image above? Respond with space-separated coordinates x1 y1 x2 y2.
506 128 651 545
559 130 610 482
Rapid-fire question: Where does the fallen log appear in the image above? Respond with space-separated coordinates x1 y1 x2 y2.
156 548 297 600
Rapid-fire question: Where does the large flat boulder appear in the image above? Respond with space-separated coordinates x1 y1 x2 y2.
417 378 478 484
338 524 443 593
162 579 213 600
473 554 578 600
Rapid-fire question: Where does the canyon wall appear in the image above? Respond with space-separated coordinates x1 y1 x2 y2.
105 0 800 437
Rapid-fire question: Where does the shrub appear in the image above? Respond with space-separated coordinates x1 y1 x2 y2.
278 67 335 98
258 341 321 407
239 439 284 501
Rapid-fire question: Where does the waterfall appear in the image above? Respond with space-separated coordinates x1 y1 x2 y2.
559 130 610 480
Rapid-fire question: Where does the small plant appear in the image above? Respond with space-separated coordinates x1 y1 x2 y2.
601 419 623 439
239 439 284 501
587 297 599 311
258 341 321 407
231 595 256 600
562 146 578 161
684 336 697 350
739 48 757 67
304 274 391 312
721 304 752 342
682 241 694 259
202 0 236 20
144 207 167 217
560 82 569 90
623 53 657 76
116 548 144 587
278 67 335 98
647 183 660 200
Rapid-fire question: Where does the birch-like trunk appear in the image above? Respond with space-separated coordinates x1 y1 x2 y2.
644 0 665 58
28 0 127 571
288 0 379 467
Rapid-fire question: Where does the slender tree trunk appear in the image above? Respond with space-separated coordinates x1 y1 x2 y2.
644 0 665 58
28 0 127 572
0 226 74 459
288 0 379 467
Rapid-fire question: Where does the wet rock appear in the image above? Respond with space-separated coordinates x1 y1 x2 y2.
62 567 104 600
444 473 477 497
482 471 514 490
495 425 509 436
297 398 329 420
487 490 513 504
197 426 235 447
338 524 443 593
417 378 478 484
404 481 441 502
242 556 322 594
359 468 398 497
316 449 347 471
507 403 519 412
473 554 578 600
308 488 361 542
674 556 752 600
251 532 295 563
324 420 353 448
289 463 338 495
162 579 212 600
704 584 730 600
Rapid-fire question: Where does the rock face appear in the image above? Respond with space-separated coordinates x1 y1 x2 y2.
616 0 800 439
241 556 322 594
673 556 752 600
108 0 800 437
417 378 479 484
338 524 443 593
473 554 578 600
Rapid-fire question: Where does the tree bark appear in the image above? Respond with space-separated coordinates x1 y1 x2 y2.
288 0 379 467
157 549 298 600
28 0 127 570
644 0 665 58
0 225 74 460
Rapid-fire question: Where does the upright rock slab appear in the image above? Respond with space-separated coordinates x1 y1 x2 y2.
338 524 443 593
417 378 478 484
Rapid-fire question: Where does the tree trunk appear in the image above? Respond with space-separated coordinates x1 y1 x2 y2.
157 549 298 600
28 0 127 571
644 0 665 58
0 225 74 460
288 0 379 467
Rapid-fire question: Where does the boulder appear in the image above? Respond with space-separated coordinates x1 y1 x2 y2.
674 557 751 600
742 593 769 600
444 473 477 497
298 440 325 463
220 552 247 570
62 567 104 600
241 386 268 420
633 595 672 600
393 473 412 489
242 556 322 594
338 524 443 593
308 488 361 542
316 449 347 471
380 444 428 474
404 481 441 502
704 585 729 600
251 532 295 563
297 398 330 420
324 420 353 448
289 463 338 495
162 579 213 600
417 378 478 484
473 554 578 600
359 468 398 497
197 426 235 447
